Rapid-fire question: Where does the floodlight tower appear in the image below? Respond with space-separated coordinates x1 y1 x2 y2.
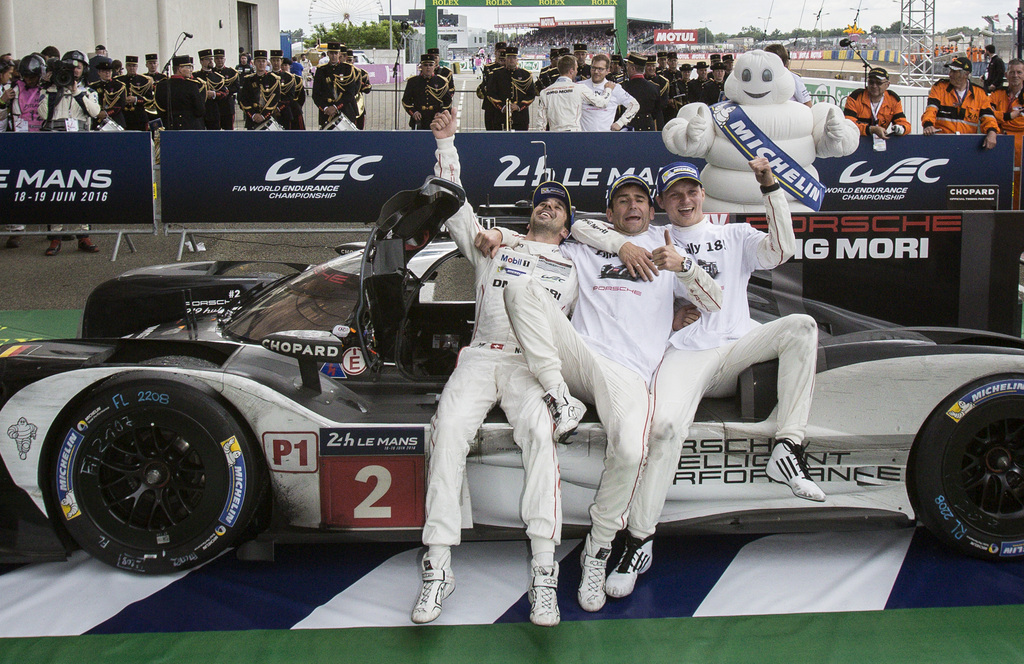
899 0 936 86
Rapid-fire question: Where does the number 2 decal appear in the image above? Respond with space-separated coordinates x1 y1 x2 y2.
353 465 392 519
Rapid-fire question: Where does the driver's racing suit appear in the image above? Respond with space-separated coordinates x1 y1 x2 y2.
422 135 579 558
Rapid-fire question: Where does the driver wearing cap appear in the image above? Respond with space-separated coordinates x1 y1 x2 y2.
412 110 579 628
499 171 722 613
573 157 824 601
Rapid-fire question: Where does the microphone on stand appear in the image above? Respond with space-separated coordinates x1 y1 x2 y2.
183 32 194 39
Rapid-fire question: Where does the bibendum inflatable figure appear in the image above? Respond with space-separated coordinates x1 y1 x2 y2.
662 49 859 212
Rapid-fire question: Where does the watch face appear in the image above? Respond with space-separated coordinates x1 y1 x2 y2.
681 256 692 272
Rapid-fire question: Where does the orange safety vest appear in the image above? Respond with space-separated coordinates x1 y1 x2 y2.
921 80 998 134
843 88 913 135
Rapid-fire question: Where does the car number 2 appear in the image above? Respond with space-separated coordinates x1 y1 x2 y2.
354 465 392 519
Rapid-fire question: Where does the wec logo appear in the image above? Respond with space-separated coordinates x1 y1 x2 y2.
265 154 383 182
839 157 948 185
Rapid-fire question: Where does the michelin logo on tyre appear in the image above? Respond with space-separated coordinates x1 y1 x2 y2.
947 379 1024 422
219 436 246 528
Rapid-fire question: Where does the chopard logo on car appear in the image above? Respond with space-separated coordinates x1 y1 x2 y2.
946 379 1024 422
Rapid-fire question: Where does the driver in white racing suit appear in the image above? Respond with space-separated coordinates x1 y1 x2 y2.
497 175 723 612
413 110 582 627
579 159 824 599
534 55 612 131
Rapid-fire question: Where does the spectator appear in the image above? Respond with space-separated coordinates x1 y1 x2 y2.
842 67 911 139
765 44 812 108
985 44 1006 93
534 54 611 131
991 58 1024 207
922 56 998 150
580 53 639 131
37 50 101 255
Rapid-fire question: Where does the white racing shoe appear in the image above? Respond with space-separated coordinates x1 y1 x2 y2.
543 383 587 444
411 552 455 624
605 533 653 598
766 438 826 502
578 535 612 612
528 562 560 627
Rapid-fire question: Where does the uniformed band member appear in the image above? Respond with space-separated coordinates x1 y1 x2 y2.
402 53 452 129
662 52 685 122
213 48 240 129
145 53 166 82
312 41 359 128
348 48 371 129
89 56 128 129
537 48 561 93
486 46 536 130
116 55 155 131
608 54 625 84
428 47 454 92
621 52 661 131
193 48 224 129
154 55 205 130
480 42 506 131
237 49 282 129
701 60 728 105
688 61 708 102
573 43 591 81
722 53 734 80
270 49 305 129
645 54 670 127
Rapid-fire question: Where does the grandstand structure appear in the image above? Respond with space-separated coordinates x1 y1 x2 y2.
496 17 669 57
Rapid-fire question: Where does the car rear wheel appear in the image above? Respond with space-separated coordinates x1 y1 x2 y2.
909 374 1024 560
49 374 265 573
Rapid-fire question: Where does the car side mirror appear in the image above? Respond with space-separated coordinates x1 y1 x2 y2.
262 330 347 392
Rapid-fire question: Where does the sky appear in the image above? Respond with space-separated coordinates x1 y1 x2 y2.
282 0 1017 37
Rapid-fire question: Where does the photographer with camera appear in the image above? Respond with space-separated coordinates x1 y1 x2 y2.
37 50 100 132
36 50 102 255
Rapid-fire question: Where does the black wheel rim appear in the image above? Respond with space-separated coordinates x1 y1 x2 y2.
943 403 1024 536
74 409 230 550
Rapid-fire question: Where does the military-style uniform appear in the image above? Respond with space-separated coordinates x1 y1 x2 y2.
573 44 591 82
621 55 661 131
537 50 560 93
212 49 240 130
608 55 626 84
402 55 452 130
193 50 225 130
154 56 206 130
428 48 455 93
662 56 684 122
349 50 370 130
486 48 536 131
311 42 360 128
115 56 155 131
238 59 283 130
687 63 708 103
270 50 303 130
480 43 506 131
88 57 128 129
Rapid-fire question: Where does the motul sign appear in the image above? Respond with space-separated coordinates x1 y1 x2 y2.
654 29 697 44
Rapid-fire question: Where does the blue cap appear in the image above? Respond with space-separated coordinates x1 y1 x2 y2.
656 162 703 197
605 174 654 208
532 181 573 223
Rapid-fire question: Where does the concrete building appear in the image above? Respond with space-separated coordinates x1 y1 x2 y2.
0 0 279 66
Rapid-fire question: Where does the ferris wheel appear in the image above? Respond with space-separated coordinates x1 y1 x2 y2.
308 0 383 28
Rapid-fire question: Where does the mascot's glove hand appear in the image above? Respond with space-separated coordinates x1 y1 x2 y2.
687 107 709 142
887 123 905 137
825 107 847 141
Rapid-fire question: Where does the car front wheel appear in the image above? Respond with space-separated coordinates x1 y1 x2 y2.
49 374 265 573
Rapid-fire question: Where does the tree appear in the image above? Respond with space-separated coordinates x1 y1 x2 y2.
307 21 412 49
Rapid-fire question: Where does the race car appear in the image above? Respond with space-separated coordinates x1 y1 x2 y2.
3 177 1024 574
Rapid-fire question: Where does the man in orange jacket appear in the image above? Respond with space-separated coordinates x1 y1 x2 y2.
921 56 998 149
991 58 1024 207
843 67 913 139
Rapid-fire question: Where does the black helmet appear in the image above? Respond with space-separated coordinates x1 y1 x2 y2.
18 53 46 79
61 50 88 67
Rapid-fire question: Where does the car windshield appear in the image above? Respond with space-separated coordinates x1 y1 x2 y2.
223 252 363 342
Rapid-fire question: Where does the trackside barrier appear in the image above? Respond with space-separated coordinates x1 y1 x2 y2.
160 131 1014 223
0 132 156 260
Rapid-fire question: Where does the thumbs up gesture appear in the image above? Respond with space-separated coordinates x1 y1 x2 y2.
652 229 687 272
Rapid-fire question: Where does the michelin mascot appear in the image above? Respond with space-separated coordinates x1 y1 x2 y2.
662 49 859 212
